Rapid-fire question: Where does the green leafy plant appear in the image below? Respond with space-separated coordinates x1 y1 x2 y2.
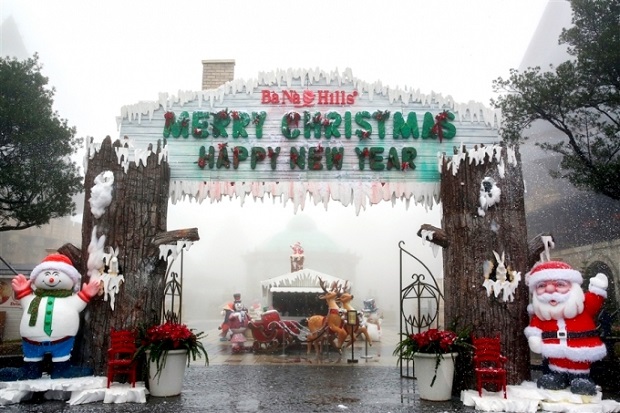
136 322 208 379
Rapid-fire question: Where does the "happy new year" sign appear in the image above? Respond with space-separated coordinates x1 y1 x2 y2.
118 68 499 186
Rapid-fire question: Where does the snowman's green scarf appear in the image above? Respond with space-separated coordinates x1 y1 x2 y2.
28 289 73 336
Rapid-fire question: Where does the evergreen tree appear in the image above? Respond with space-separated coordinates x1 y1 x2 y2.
0 54 82 232
492 0 620 200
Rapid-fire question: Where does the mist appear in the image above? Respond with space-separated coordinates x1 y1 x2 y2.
167 196 443 327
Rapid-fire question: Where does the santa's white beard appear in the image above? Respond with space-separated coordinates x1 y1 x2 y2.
532 284 585 320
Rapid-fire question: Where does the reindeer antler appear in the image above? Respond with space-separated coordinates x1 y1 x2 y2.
318 276 329 294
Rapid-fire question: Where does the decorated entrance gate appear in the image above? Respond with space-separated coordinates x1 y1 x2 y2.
76 67 533 387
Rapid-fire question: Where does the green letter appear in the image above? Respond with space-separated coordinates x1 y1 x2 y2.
251 147 266 169
252 111 267 138
369 147 384 171
355 111 372 139
393 112 419 139
290 147 306 170
231 111 250 138
192 111 210 138
326 147 344 170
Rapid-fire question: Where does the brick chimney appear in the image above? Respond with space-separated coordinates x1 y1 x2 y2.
201 59 235 90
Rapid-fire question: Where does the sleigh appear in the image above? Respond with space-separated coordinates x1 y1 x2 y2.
247 310 310 352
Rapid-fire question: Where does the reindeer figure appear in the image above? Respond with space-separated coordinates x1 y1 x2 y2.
305 277 348 355
338 288 372 348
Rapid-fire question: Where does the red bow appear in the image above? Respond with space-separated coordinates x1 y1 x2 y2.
164 111 175 127
432 111 449 143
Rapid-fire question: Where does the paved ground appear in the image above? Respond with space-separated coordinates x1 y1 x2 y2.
2 320 620 412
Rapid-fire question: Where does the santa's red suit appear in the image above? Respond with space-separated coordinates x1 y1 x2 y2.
524 291 607 374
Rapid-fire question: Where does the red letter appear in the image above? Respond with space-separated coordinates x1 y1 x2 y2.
261 90 272 104
317 90 329 105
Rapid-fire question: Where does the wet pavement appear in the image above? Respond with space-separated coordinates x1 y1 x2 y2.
2 321 619 412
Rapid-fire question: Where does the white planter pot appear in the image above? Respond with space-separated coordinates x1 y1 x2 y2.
147 349 188 397
413 352 458 401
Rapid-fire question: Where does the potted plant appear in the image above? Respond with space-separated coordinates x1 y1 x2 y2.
136 322 208 397
394 327 471 401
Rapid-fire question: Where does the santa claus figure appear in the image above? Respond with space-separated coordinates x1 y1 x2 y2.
524 260 608 395
0 253 100 381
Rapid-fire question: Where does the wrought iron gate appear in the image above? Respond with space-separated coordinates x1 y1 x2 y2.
162 250 184 323
398 240 443 378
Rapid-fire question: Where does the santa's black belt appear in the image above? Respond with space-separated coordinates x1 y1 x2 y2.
541 330 599 339
22 336 72 346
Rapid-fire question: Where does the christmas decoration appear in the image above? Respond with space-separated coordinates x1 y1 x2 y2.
524 261 608 395
478 177 501 217
481 251 521 302
0 254 100 381
430 110 456 143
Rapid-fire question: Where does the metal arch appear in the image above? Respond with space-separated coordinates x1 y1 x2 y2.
398 240 444 379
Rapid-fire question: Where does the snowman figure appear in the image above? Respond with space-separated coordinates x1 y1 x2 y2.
0 253 100 381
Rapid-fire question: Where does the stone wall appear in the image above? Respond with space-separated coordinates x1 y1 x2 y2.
553 239 620 312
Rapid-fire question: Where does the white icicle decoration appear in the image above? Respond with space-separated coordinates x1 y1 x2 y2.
87 226 106 280
99 247 124 311
540 236 555 262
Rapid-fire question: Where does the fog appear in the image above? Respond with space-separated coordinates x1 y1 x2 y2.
167 196 442 326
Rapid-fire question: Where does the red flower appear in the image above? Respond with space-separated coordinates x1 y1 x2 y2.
399 328 463 357
137 322 209 379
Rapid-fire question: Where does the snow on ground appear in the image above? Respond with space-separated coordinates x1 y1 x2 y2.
461 381 620 412
0 376 146 406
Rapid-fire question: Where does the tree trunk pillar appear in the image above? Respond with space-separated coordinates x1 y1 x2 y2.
75 136 170 375
440 145 531 386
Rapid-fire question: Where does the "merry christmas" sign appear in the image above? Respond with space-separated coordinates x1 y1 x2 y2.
118 68 499 185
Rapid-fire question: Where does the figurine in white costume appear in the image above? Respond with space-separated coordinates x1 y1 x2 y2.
0 253 100 381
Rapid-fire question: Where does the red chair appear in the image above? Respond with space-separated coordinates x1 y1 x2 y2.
473 336 507 398
106 329 137 388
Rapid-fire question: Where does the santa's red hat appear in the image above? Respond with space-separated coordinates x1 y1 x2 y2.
525 260 582 292
30 253 82 292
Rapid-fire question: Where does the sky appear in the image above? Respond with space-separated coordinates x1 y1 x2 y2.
1 0 550 323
